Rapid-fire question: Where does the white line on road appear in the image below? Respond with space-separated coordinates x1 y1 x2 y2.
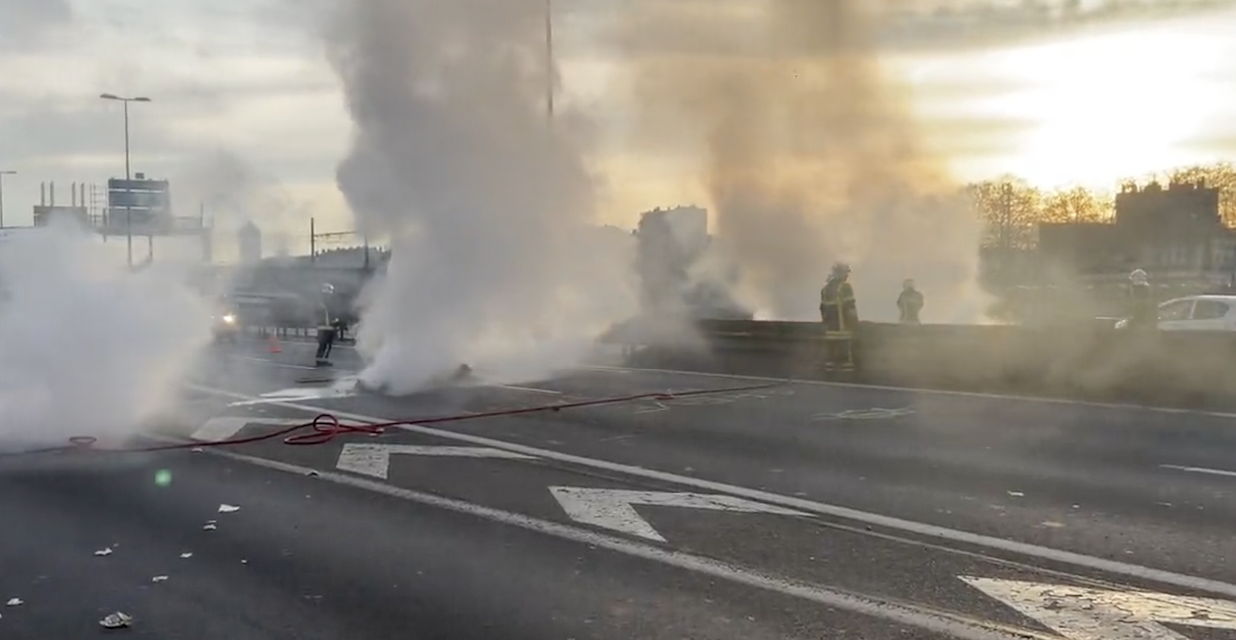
191 418 303 442
197 444 1035 640
550 487 809 542
497 384 562 395
961 576 1236 639
229 355 324 371
1160 464 1236 478
583 365 1236 420
187 382 1236 600
337 443 535 479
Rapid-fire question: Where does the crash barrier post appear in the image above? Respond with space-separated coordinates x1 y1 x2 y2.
604 317 1236 409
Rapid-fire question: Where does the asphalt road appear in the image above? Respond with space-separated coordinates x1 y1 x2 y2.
4 338 1236 639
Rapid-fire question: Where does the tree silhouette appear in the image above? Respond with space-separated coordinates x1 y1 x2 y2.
967 161 1236 249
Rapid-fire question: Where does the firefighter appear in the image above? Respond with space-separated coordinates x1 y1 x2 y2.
1127 268 1155 328
820 262 857 330
314 283 340 366
818 262 857 370
897 278 924 324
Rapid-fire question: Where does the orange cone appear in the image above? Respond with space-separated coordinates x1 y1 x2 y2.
267 334 282 354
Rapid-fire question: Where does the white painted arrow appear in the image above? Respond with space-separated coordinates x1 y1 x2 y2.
549 487 809 542
961 576 1236 640
191 418 303 442
336 443 536 480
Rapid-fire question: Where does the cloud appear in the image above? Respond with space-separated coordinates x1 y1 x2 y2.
594 0 1236 58
0 0 73 51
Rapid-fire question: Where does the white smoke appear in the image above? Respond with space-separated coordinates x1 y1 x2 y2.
0 222 214 451
325 0 636 394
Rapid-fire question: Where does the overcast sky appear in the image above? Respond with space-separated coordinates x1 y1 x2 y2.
2 0 1236 259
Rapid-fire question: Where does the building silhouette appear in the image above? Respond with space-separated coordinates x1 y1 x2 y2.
238 221 262 264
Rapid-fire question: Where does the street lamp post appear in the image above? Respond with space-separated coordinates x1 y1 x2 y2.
546 0 554 125
99 93 152 268
0 170 14 229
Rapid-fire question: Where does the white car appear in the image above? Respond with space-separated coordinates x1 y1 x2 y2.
1114 294 1236 331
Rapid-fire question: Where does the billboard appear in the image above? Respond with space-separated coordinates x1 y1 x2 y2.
106 176 172 234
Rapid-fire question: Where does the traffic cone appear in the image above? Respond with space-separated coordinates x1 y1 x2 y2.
267 334 282 354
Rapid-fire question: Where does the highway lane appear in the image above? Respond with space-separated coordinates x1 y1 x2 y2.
3 440 995 640
168 346 1236 635
202 347 1236 585
8 340 1217 638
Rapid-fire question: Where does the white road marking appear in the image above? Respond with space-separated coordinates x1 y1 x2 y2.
187 382 1236 599
497 384 562 395
190 418 304 442
229 355 323 371
336 444 536 480
583 365 1236 420
961 576 1236 639
1160 464 1236 478
549 487 809 542
812 407 916 421
188 443 1035 640
225 376 361 407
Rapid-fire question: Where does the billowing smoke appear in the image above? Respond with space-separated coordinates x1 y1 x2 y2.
173 150 308 258
0 222 213 452
620 0 989 322
325 0 636 393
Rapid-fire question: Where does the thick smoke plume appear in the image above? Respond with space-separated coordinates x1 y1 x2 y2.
325 0 635 393
0 222 213 452
622 0 988 322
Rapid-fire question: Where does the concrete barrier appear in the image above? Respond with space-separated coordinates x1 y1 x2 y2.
240 317 1236 409
610 318 1236 410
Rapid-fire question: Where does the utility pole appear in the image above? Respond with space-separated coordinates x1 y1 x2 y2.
545 0 554 126
99 93 152 268
0 170 14 229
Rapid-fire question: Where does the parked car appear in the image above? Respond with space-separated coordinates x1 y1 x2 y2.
1114 294 1236 331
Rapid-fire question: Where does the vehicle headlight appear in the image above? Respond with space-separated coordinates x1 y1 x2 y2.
222 314 236 324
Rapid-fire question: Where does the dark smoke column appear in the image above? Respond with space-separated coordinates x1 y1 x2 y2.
325 0 610 393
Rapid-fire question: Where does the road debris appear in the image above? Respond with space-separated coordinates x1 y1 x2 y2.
179 552 193 559
95 547 114 556
203 520 218 531
218 504 240 513
99 611 133 629
6 598 22 606
151 576 168 583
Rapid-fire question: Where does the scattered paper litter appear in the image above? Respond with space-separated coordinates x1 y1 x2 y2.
1007 491 1025 497
218 504 240 513
203 520 218 531
99 611 133 629
95 547 114 557
6 598 22 606
151 576 168 583
179 552 193 559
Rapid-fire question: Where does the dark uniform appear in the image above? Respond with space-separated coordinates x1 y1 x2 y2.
818 264 857 371
315 284 340 365
897 280 924 324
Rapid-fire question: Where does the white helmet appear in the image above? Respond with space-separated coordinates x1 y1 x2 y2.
321 283 336 295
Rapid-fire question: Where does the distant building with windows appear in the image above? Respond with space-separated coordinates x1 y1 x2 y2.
1037 180 1236 286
